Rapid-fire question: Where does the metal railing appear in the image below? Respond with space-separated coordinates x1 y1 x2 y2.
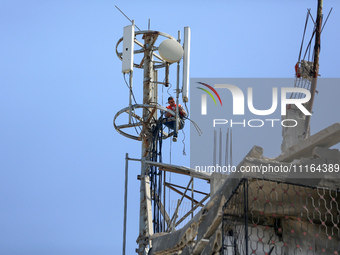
222 178 340 254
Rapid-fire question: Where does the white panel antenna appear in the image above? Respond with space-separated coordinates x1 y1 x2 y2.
182 26 191 103
122 23 135 73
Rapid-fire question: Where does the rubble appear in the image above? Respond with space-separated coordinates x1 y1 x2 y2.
150 123 340 255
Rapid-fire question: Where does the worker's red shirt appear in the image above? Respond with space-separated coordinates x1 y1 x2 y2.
166 104 184 117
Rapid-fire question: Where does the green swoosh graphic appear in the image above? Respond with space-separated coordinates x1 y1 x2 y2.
197 87 217 105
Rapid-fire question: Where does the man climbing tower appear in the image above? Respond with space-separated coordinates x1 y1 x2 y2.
164 96 187 130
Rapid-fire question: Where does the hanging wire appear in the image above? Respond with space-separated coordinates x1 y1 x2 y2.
148 115 170 233
185 117 203 136
181 129 186 156
131 109 142 134
184 102 189 118
123 72 159 134
123 73 138 104
158 112 167 232
161 79 174 229
167 82 173 98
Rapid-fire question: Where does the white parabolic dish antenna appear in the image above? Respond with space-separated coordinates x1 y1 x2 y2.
158 39 184 63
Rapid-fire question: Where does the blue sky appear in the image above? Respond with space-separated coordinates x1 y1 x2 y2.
1 1 339 254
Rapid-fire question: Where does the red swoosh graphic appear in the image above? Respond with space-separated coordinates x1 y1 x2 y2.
197 82 223 106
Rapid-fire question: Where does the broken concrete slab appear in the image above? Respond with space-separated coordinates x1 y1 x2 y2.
210 173 228 197
149 128 340 254
223 225 284 254
180 244 193 255
276 123 340 162
193 195 223 254
150 210 202 255
281 105 309 153
200 225 222 255
312 146 340 160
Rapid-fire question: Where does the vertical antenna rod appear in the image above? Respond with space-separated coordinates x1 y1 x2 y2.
122 153 129 255
305 0 323 134
173 30 181 142
219 128 222 168
213 130 216 167
230 129 233 167
225 128 229 167
115 5 141 31
137 32 155 255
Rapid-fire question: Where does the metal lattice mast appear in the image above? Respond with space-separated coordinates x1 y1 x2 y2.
114 18 191 253
138 33 156 255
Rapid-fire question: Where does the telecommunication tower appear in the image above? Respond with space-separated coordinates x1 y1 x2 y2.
111 2 340 254
114 20 191 254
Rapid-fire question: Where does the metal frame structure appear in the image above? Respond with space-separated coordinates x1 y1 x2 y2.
222 177 340 254
114 104 176 140
115 23 209 255
115 2 331 254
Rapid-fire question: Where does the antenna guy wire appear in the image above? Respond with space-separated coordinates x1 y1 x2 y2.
115 5 141 31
